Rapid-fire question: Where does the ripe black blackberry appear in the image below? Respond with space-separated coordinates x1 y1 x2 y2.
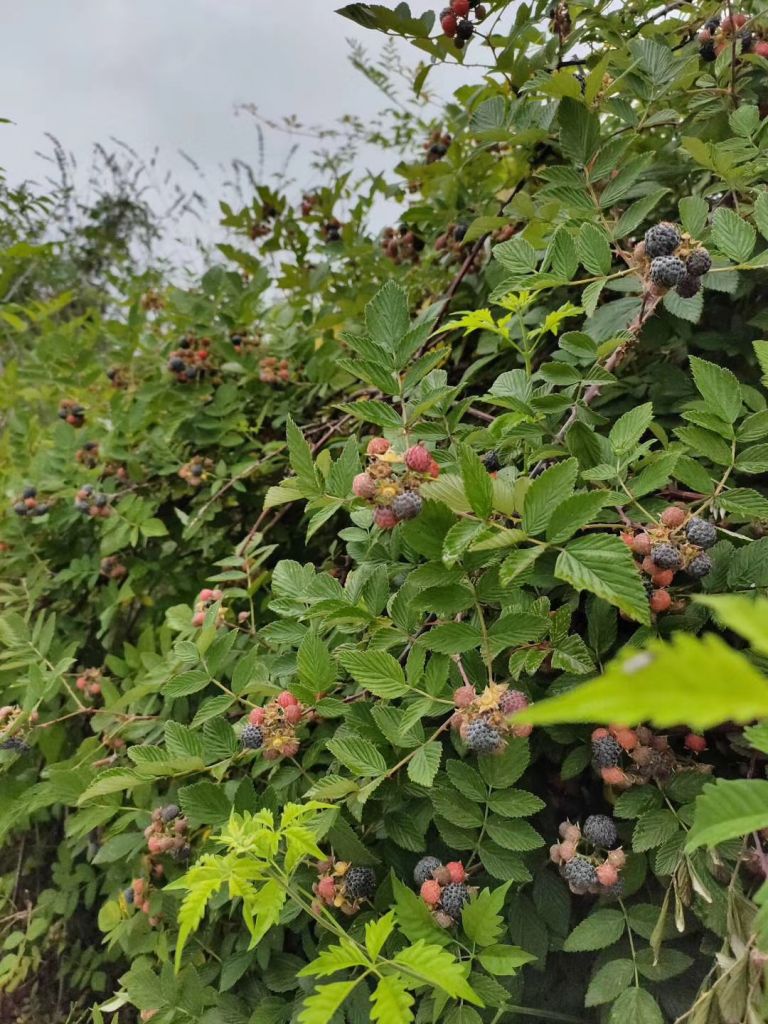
676 274 701 299
700 40 716 60
562 857 598 888
465 717 504 753
161 804 180 822
456 18 474 40
644 222 681 258
687 553 712 578
686 517 717 549
22 486 37 499
481 450 501 472
650 255 686 288
241 724 263 749
393 491 423 521
582 814 618 849
686 248 712 277
705 15 720 30
343 866 376 901
591 734 622 768
191 463 204 478
414 856 443 885
440 882 471 919
453 222 469 242
124 887 134 905
169 357 186 373
652 543 682 570
13 501 27 516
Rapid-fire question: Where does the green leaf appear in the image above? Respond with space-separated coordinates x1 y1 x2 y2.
686 779 768 851
393 942 481 1004
327 736 388 776
577 224 612 275
392 876 451 947
555 534 650 624
458 445 493 519
755 191 768 242
712 208 756 263
298 937 369 977
287 416 321 495
518 632 768 730
298 981 360 1024
179 781 232 826
339 649 408 699
445 761 487 802
608 987 663 1024
365 911 396 959
522 459 578 535
679 196 709 238
546 492 610 544
366 279 409 353
609 402 654 455
172 858 226 969
696 594 768 655
563 909 625 952
370 976 415 1024
585 959 635 1006
461 883 512 947
632 809 679 852
421 622 482 654
477 944 536 976
689 356 742 423
407 742 442 787
298 632 337 693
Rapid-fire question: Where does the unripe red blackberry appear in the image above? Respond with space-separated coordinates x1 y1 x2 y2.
644 222 681 258
367 437 391 456
453 684 476 708
404 445 431 472
650 255 686 288
685 517 717 549
651 543 682 570
414 856 443 885
685 733 707 753
660 506 686 528
596 862 619 887
452 0 470 15
440 882 471 919
582 814 618 848
392 490 423 521
445 861 466 883
592 734 622 768
373 507 398 530
686 248 712 277
420 879 442 905
650 589 672 613
441 11 458 35
499 689 529 714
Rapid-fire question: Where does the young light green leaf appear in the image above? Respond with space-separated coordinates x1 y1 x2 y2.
393 942 482 1004
298 980 360 1024
370 975 415 1024
477 944 536 976
365 911 396 959
460 883 512 947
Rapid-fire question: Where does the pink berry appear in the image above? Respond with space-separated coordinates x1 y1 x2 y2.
352 472 377 499
191 611 205 627
499 689 529 714
284 704 303 725
199 588 214 601
147 836 164 854
211 589 223 601
281 739 300 758
317 876 337 904
374 507 398 530
277 690 298 708
366 437 391 456
453 684 477 708
446 861 466 883
420 879 442 906
249 707 266 726
596 862 619 887
685 733 707 753
661 506 686 528
427 459 440 478
404 445 431 472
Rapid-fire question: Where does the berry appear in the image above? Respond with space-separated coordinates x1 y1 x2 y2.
650 589 672 613
499 689 529 714
456 18 474 40
124 887 135 904
562 857 598 889
582 814 618 849
453 684 476 708
440 882 471 919
441 11 458 35
352 472 377 499
13 502 27 516
190 463 204 477
343 866 376 901
601 766 627 786
161 804 180 822
453 222 468 242
481 451 501 472
420 879 442 905
644 222 681 258
452 0 470 13
686 248 712 277
596 862 619 887
374 506 398 530
652 543 682 570
316 876 337 904
367 438 391 456
676 274 701 299
755 40 768 57
612 727 638 751
465 717 504 754
277 690 299 708
631 532 652 556
392 490 423 521
687 553 712 579
652 569 675 588
685 733 708 753
414 856 443 885
592 734 622 768
650 255 686 288
168 357 186 372
284 704 303 725
427 459 440 479
21 486 37 499
475 3 487 20
445 861 466 883
686 517 717 549
241 724 263 749
404 445 431 472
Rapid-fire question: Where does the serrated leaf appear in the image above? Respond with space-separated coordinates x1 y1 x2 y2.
577 224 612 275
689 356 742 424
546 492 610 544
340 649 408 698
179 781 232 826
287 416 321 495
407 742 442 787
686 778 768 851
608 987 663 1024
461 883 512 947
297 981 359 1024
563 909 625 952
477 944 535 976
522 459 578 535
393 942 481 1003
609 402 654 455
555 534 650 624
327 736 388 776
712 207 756 263
679 196 709 238
458 445 493 519
585 959 635 1006
370 976 414 1024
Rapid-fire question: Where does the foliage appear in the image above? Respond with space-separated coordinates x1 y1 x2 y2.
3 2 768 1022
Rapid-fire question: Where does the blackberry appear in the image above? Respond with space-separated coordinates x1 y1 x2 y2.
686 248 712 277
169 357 186 372
456 19 474 40
440 882 471 919
190 464 204 477
94 494 108 508
650 255 686 288
31 505 48 517
0 737 29 752
562 857 598 888
481 450 501 472
705 15 720 30
676 273 701 299
687 553 712 578
13 502 28 516
82 485 95 495
392 491 423 521
741 31 754 53
582 814 618 849
343 866 376 901
241 724 263 749
124 887 134 904
602 879 625 899
161 804 180 822
453 222 469 242
644 222 681 258
74 500 91 512
429 143 447 158
686 517 717 549
591 734 622 768
22 486 37 499
465 717 504 754
700 40 717 60
651 543 682 570
414 856 443 885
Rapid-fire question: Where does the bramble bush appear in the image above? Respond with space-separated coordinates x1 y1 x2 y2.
4 1 768 1021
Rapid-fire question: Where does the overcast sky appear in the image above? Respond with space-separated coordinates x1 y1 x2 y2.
0 1 468 252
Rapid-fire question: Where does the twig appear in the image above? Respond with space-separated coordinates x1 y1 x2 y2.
629 0 685 36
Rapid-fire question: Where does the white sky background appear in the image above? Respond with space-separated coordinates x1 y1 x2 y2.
0 0 471 262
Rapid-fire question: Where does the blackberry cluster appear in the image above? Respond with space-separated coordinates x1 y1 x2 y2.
698 12 768 62
259 357 292 384
179 456 214 487
439 0 487 50
0 704 34 753
123 877 162 925
144 803 190 859
551 819 626 896
621 506 717 616
230 331 260 354
423 130 452 163
416 859 474 926
167 336 213 383
322 218 342 243
76 441 100 468
74 484 111 518
352 440 438 530
381 224 425 264
58 399 86 427
312 857 376 914
451 681 532 755
191 588 225 628
591 725 708 789
75 668 104 700
638 221 712 299
434 223 484 270
12 486 51 518
242 690 306 761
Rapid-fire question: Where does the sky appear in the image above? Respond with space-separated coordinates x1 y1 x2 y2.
0 1 466 255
